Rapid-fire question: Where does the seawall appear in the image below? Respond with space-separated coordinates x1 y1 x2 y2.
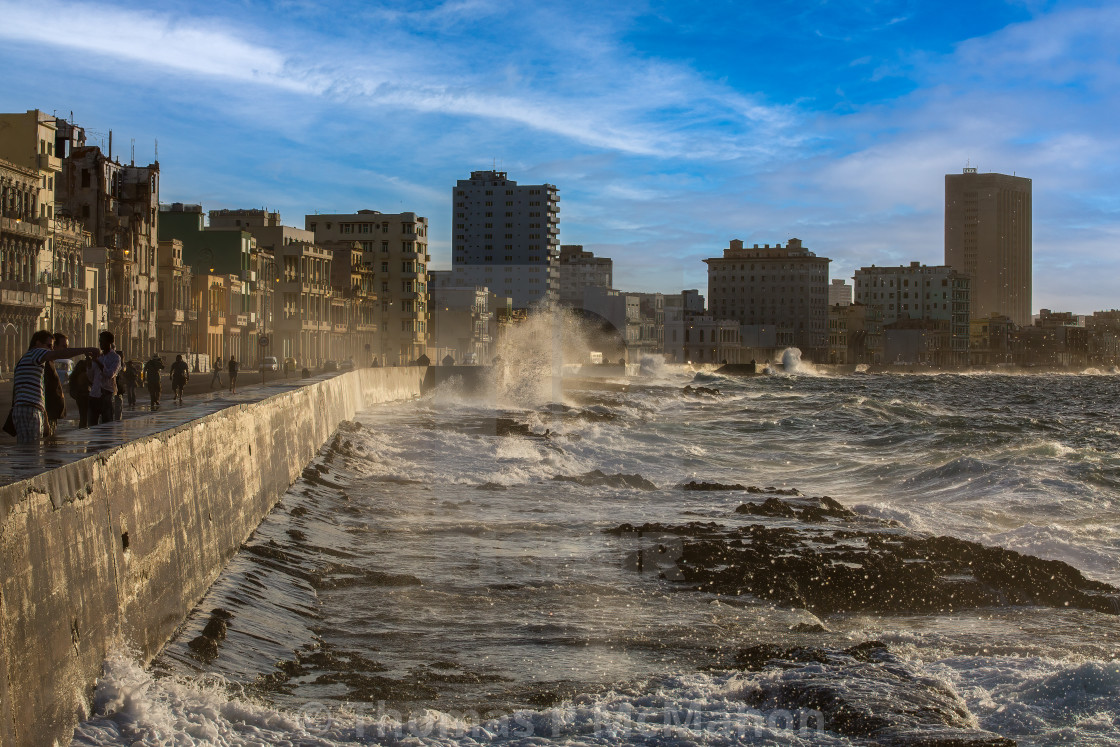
0 367 425 747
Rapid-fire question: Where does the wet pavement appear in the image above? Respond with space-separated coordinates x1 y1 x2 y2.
0 373 341 487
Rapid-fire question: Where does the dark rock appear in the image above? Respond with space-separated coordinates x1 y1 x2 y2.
790 622 830 633
612 493 1119 616
733 642 1015 746
682 481 801 495
553 469 657 490
735 497 798 518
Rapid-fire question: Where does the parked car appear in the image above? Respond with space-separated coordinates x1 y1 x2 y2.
321 360 338 372
259 356 279 371
339 358 355 371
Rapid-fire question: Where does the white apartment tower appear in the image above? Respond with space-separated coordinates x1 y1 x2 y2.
451 170 559 310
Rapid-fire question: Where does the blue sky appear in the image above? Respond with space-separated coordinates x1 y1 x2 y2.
2 0 1118 313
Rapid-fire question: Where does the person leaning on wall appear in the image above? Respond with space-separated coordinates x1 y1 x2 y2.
3 330 98 444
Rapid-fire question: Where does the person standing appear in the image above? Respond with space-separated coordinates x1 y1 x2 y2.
69 355 92 428
144 354 164 410
88 331 122 427
169 354 189 405
211 356 223 389
123 360 140 407
9 331 97 443
42 333 69 437
227 356 239 393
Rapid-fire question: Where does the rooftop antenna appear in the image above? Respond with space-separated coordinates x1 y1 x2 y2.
130 138 135 166
154 138 158 164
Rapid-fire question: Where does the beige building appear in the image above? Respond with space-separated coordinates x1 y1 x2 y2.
945 168 1032 326
274 241 334 367
322 239 377 365
705 238 830 359
0 110 93 362
155 238 194 355
58 136 160 358
307 210 428 365
190 273 227 365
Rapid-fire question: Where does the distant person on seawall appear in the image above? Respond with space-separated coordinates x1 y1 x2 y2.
211 356 224 389
6 330 97 443
228 357 239 393
144 354 164 410
170 354 189 405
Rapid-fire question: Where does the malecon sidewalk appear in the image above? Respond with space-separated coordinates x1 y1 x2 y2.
0 370 339 487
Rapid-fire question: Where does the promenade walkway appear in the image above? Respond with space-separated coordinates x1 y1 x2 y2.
0 370 340 487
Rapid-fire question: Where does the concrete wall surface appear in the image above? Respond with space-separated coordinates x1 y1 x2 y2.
0 367 424 747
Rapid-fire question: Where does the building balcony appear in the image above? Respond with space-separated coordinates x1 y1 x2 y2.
109 302 133 320
356 322 378 333
157 309 186 323
54 286 87 305
0 280 46 309
1 216 49 239
231 314 249 327
209 313 225 326
187 309 198 321
333 323 348 333
38 153 62 172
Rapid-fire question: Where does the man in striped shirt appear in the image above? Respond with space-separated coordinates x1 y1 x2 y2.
11 330 98 443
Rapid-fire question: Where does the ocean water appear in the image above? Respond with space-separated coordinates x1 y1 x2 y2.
72 365 1120 746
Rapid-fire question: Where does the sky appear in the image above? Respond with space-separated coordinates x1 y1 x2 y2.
1 0 1118 314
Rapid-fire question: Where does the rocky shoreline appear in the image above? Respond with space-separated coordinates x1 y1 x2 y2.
607 486 1120 746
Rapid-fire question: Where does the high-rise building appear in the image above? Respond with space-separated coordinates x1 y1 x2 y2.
704 238 830 358
945 167 1032 326
306 210 428 365
451 170 559 310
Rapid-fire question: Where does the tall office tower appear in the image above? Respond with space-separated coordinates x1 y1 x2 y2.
945 167 1032 326
451 170 559 310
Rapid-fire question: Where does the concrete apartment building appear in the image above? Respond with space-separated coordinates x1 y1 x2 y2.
705 238 830 359
452 170 559 310
853 262 971 365
557 244 611 307
945 168 1032 326
307 210 428 365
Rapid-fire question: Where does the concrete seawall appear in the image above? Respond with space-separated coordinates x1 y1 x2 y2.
0 367 425 747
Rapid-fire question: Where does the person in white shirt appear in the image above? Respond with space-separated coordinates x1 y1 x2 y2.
88 330 122 427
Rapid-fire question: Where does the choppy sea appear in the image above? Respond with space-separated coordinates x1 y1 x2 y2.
72 363 1120 746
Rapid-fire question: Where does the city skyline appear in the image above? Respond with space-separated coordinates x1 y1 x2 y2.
1 1 1118 314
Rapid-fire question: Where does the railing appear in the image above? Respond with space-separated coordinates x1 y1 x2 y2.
0 216 49 238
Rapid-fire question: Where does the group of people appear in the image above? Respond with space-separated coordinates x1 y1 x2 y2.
3 329 240 444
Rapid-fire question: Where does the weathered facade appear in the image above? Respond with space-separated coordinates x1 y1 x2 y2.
705 238 830 360
307 210 428 365
58 143 160 358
